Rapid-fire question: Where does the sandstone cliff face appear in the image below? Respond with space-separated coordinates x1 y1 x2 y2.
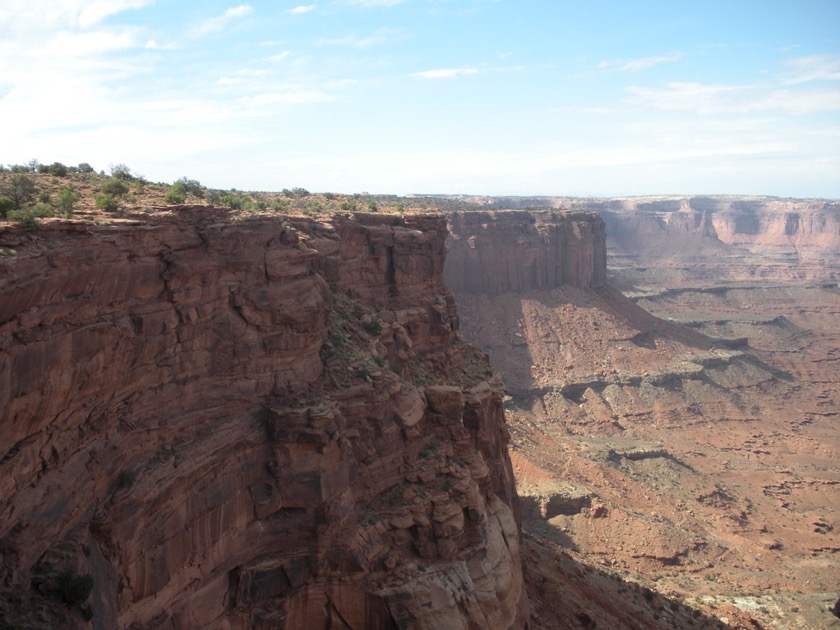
0 209 527 629
444 211 607 294
596 197 840 285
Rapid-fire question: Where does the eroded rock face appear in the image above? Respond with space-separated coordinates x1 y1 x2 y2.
596 196 840 285
0 209 527 629
445 211 607 294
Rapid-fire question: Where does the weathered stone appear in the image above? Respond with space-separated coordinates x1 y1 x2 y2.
0 209 528 630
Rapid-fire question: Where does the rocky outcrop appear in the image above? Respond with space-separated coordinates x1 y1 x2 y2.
435 195 838 285
0 209 528 629
595 196 840 285
444 211 607 294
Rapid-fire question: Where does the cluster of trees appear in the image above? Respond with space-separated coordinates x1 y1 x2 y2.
0 160 95 176
0 173 80 226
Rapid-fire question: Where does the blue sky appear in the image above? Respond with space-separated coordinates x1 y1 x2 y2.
1 1 839 197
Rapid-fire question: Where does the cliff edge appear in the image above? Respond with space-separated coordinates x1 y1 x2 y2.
0 209 528 629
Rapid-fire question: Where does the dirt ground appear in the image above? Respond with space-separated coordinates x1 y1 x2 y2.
456 281 840 629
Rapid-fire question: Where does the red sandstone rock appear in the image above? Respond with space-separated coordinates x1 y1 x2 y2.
0 209 528 629
445 210 607 293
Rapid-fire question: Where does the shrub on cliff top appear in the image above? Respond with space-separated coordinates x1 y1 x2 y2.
0 174 37 209
165 185 187 205
0 197 14 219
100 178 129 197
95 194 120 213
7 203 54 227
109 163 134 181
175 177 204 198
56 186 79 217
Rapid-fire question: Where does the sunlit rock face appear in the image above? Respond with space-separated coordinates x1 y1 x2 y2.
0 209 528 629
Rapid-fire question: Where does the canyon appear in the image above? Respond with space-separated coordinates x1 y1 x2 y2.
444 197 839 629
1 189 838 629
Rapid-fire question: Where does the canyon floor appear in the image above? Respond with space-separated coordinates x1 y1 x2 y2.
456 276 840 629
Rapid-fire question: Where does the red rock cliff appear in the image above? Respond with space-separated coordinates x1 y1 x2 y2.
0 209 528 629
444 211 607 294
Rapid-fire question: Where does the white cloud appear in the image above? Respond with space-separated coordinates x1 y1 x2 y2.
190 4 253 37
265 51 291 62
288 4 317 13
0 0 154 36
628 81 840 115
342 0 406 7
411 66 478 79
780 54 840 84
598 54 682 73
317 28 407 48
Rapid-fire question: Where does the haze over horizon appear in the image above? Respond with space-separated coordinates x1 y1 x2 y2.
2 0 839 199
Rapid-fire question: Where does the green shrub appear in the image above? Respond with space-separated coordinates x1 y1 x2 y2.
117 470 135 488
7 203 53 227
100 178 129 197
109 163 134 181
55 571 94 606
0 197 14 218
362 319 382 336
0 174 36 208
95 194 120 212
56 187 79 217
37 162 68 176
165 185 187 204
220 192 247 210
77 162 95 173
175 177 204 198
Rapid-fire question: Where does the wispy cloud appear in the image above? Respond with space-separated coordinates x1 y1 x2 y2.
628 81 840 115
264 51 291 62
411 66 478 79
317 28 407 48
342 0 407 7
780 54 840 84
598 54 682 73
190 4 253 37
288 4 317 14
0 0 154 35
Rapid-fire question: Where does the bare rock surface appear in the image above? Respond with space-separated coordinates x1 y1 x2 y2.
0 209 528 629
446 204 840 630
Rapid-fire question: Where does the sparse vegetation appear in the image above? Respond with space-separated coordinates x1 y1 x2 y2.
109 163 135 181
362 318 383 336
54 571 94 607
0 158 426 223
7 203 54 227
100 178 129 198
0 173 37 209
95 194 120 213
37 162 68 177
116 470 135 488
56 186 80 216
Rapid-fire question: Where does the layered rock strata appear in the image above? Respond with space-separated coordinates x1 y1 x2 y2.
445 211 607 294
0 209 527 629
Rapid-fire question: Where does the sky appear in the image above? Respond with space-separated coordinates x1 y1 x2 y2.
1 0 839 198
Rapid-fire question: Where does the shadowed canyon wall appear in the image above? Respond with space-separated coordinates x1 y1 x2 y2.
0 209 528 629
444 211 607 294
